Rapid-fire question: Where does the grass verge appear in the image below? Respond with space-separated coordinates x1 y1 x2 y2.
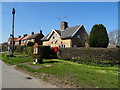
2 53 33 65
16 59 119 88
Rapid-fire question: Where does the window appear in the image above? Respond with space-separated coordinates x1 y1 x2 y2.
84 37 87 40
52 36 55 39
73 45 77 48
34 48 38 54
53 34 58 39
59 45 65 48
77 35 80 38
59 45 61 48
50 41 53 43
63 45 65 48
55 40 57 44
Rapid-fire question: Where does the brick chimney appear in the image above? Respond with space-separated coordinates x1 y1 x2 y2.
31 32 34 35
60 21 68 30
18 35 21 38
23 34 27 37
40 30 42 34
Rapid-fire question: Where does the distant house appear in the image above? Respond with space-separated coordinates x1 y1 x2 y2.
41 21 88 48
8 37 18 46
20 30 44 46
21 34 32 46
26 30 44 45
15 36 23 45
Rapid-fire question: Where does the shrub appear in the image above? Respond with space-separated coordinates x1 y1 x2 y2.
38 45 50 59
2 45 7 51
89 24 109 48
15 45 25 53
49 48 57 59
27 47 33 56
27 42 35 46
58 48 119 66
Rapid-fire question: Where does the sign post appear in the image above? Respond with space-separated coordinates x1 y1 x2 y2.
11 8 15 55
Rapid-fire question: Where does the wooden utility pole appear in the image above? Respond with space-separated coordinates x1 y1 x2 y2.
12 8 15 55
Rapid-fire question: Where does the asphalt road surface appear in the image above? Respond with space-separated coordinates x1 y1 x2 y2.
2 61 58 88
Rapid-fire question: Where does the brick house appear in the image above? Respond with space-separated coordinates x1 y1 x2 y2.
26 30 44 45
15 36 23 45
21 34 32 46
8 37 18 46
41 21 88 48
20 30 44 46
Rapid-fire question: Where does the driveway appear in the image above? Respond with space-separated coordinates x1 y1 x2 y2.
1 61 58 88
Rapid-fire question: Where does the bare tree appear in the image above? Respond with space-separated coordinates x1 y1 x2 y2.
108 30 120 47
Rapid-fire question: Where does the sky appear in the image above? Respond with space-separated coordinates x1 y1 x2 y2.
1 2 118 43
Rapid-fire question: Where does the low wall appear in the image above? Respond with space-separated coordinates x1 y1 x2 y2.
58 48 119 65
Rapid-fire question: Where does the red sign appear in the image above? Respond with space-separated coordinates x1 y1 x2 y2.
54 47 59 52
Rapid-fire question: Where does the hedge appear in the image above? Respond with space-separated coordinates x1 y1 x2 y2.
15 45 25 53
58 48 119 66
15 45 57 59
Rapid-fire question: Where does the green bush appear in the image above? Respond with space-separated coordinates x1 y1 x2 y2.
58 48 119 67
2 45 7 51
27 47 33 56
89 24 109 48
49 48 57 59
27 42 35 46
15 45 25 53
15 45 57 63
38 45 50 59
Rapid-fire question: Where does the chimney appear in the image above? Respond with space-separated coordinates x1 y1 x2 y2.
18 35 21 38
60 21 68 30
23 34 27 37
31 32 34 35
40 30 42 34
23 34 26 37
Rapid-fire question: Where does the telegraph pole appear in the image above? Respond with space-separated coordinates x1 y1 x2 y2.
12 8 15 55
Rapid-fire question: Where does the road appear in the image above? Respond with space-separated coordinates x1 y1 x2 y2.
1 61 58 88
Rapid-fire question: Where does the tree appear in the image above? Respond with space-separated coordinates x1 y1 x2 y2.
109 30 120 47
89 24 109 48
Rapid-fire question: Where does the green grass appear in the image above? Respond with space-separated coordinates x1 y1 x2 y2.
17 59 119 88
2 53 33 65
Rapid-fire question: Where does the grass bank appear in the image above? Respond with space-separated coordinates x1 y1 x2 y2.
17 59 119 88
2 53 33 65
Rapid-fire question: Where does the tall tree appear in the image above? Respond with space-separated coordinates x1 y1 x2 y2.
89 24 109 48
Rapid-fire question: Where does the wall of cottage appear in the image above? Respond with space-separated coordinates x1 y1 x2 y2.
71 26 88 48
43 32 71 47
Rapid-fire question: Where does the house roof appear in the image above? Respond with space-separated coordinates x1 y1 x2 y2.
41 25 83 41
21 35 32 40
8 38 18 42
41 34 50 41
16 37 24 41
55 30 61 36
26 33 40 40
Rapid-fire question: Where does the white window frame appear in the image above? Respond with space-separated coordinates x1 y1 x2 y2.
77 35 80 39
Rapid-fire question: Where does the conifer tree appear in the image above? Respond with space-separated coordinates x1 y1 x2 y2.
89 24 109 48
